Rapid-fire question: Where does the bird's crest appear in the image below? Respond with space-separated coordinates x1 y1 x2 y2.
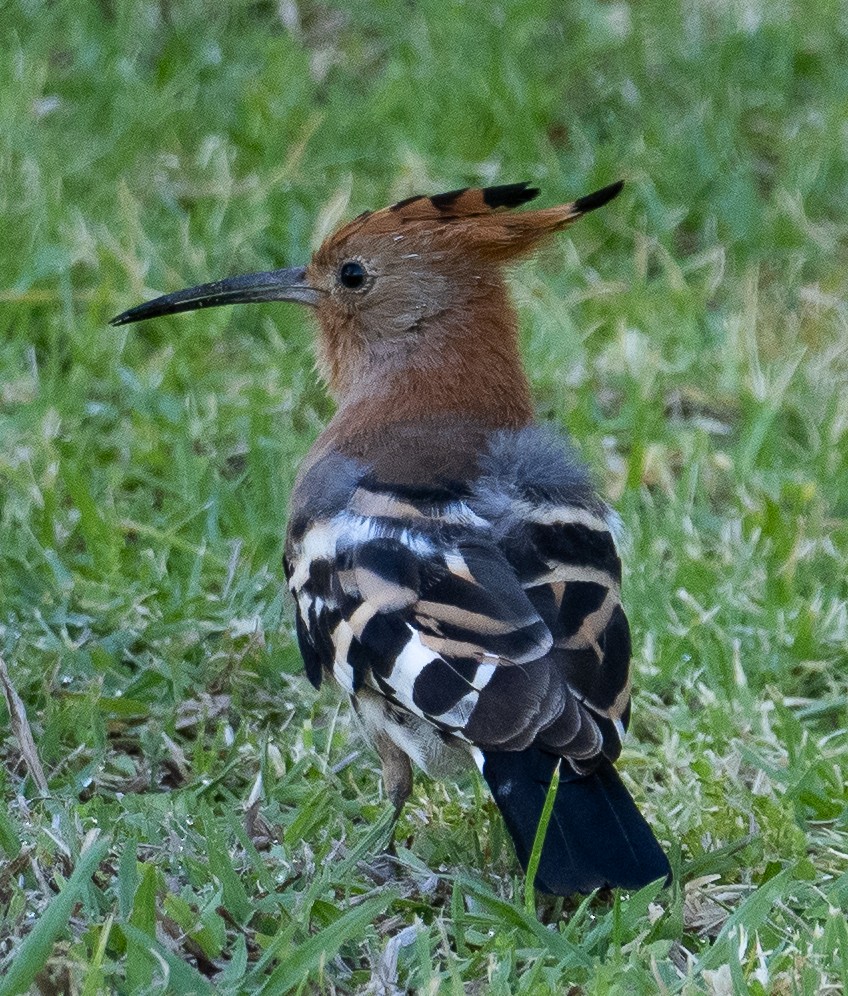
325 180 624 261
377 181 543 220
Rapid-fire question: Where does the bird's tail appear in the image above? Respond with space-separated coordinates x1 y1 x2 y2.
482 747 671 896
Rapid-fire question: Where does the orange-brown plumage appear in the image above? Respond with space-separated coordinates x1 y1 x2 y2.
303 180 622 441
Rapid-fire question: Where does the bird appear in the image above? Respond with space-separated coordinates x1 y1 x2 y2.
111 179 671 896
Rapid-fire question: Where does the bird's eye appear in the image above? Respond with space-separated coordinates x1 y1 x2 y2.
339 261 367 290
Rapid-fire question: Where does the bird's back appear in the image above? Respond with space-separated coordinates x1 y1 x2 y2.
285 416 630 773
284 415 673 895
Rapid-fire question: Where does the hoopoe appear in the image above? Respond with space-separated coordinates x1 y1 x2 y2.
112 180 671 895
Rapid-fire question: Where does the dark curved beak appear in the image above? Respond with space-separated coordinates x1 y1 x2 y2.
109 266 319 326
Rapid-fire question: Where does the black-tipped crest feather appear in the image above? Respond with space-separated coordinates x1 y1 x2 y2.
573 180 625 215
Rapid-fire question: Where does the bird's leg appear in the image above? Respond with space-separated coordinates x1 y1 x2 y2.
373 731 412 855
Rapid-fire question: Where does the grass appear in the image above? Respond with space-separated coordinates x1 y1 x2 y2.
1 0 847 991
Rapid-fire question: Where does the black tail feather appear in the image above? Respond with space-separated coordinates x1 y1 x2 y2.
482 748 671 896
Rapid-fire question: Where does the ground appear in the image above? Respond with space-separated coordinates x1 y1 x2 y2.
1 1 847 993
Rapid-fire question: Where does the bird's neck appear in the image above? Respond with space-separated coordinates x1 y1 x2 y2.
325 286 535 440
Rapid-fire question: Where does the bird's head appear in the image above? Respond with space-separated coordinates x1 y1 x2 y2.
111 180 622 406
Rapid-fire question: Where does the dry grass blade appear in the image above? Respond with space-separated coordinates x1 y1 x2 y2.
0 655 48 794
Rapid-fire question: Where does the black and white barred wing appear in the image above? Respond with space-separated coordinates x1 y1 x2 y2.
286 475 631 769
286 489 551 700
487 497 632 766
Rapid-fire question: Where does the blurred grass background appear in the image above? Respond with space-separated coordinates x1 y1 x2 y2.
1 0 847 992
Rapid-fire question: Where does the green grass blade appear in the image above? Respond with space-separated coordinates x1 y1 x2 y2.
523 758 560 915
458 875 593 969
254 893 395 995
120 923 217 995
79 912 114 996
695 868 794 974
126 859 158 992
0 838 109 996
